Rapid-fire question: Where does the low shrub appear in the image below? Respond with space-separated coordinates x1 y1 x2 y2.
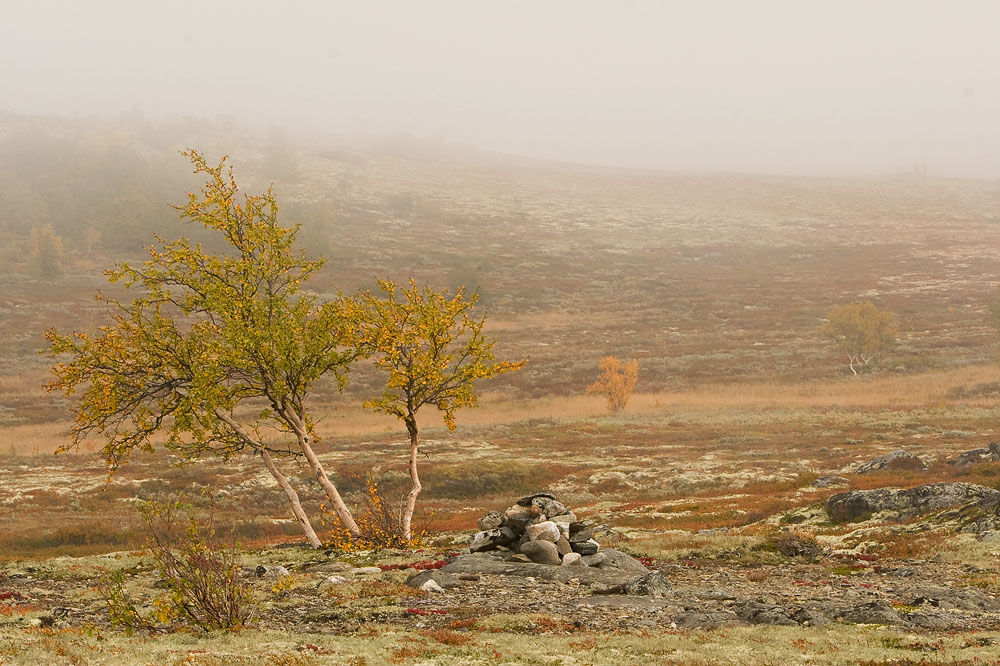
101 500 255 633
764 528 823 561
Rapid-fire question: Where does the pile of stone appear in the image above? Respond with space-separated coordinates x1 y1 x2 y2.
468 493 602 566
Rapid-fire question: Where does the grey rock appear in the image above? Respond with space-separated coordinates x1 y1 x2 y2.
827 482 1000 523
833 602 907 626
571 539 600 556
525 521 560 543
405 570 462 590
469 527 518 552
520 540 561 565
419 579 445 593
938 496 1000 535
351 566 383 575
504 505 542 532
440 552 645 588
624 571 671 598
317 575 348 591
791 608 831 627
907 586 1000 612
255 565 290 579
586 549 649 574
556 537 573 556
477 511 504 530
581 552 607 567
541 500 568 518
516 493 557 507
561 552 584 566
949 448 994 467
733 601 798 626
569 529 593 543
856 449 927 474
810 476 850 488
905 613 955 630
569 521 588 534
549 512 577 526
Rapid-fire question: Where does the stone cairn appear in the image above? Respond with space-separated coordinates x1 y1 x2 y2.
468 493 601 566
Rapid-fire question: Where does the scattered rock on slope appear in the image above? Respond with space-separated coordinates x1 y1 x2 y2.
948 442 1000 467
855 449 927 474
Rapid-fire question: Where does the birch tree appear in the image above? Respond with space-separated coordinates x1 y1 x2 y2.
45 150 361 547
820 301 897 375
357 280 524 541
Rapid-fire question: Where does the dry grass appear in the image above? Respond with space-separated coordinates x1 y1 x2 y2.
11 363 998 455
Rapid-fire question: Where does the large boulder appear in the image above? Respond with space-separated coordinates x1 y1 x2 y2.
827 482 1000 523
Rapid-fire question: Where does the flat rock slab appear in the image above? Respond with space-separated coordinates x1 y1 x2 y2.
440 552 646 588
573 596 672 610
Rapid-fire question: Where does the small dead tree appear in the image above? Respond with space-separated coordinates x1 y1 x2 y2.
587 356 639 413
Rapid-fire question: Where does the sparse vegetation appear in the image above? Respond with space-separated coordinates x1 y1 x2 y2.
102 500 255 633
4 118 1000 664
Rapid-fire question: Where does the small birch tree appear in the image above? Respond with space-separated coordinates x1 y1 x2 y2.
587 356 639 413
356 280 525 541
45 150 361 547
820 301 897 375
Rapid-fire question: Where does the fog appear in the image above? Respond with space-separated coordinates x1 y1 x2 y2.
3 1 999 177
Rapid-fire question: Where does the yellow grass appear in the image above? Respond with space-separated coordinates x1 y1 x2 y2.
5 363 999 455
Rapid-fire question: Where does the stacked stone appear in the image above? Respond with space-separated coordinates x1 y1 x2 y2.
468 493 602 566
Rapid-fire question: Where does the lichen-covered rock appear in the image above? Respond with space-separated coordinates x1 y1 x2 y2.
810 476 850 488
255 565 290 579
855 449 927 474
515 493 557 507
624 571 671 598
477 511 504 530
833 602 907 626
469 526 518 552
828 482 1000 523
405 570 462 590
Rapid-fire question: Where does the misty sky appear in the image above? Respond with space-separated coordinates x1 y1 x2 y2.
3 1 999 177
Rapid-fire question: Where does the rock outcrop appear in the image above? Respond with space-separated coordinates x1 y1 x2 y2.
828 482 1000 523
855 449 927 474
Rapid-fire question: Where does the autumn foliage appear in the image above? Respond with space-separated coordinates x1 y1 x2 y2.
355 279 525 540
587 356 639 413
820 301 897 374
